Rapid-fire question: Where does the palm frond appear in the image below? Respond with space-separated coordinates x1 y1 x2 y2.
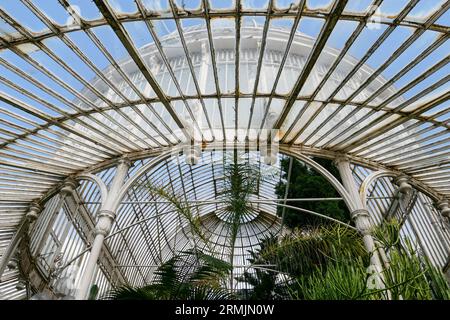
146 183 213 253
103 285 159 300
190 286 234 300
104 249 232 300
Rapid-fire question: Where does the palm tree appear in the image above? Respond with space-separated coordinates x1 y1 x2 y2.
147 151 264 292
219 153 262 291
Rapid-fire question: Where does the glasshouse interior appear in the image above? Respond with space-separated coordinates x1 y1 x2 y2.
0 0 449 301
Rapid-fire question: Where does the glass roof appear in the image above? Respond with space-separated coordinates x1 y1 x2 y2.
0 1 447 188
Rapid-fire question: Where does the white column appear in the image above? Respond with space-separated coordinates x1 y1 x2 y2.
334 156 383 269
394 175 412 195
437 199 450 219
0 203 42 281
75 158 131 300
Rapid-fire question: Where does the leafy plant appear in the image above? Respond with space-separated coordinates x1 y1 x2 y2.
147 153 264 291
221 161 260 245
372 219 450 300
236 236 288 300
289 254 369 300
219 156 262 289
239 221 450 300
104 249 232 300
88 284 99 300
237 224 367 299
425 258 450 300
257 224 367 278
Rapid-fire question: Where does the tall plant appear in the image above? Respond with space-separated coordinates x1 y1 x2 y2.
371 219 450 300
219 153 261 289
146 152 266 291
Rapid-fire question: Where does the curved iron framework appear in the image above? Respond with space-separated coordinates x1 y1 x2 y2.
0 0 449 299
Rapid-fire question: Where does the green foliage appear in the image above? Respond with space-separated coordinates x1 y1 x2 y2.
221 162 260 240
236 236 288 300
240 221 450 300
146 155 264 293
381 243 431 299
372 220 450 300
88 284 99 300
275 157 350 229
290 254 368 300
257 224 367 278
237 224 368 300
372 218 402 250
104 249 233 300
220 161 261 264
103 285 159 300
425 258 450 300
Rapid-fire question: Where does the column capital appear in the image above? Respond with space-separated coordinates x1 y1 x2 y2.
332 154 350 167
351 208 370 220
437 199 450 218
97 209 116 220
94 209 116 236
394 174 412 194
117 157 131 168
351 209 372 236
25 202 42 222
60 178 79 197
